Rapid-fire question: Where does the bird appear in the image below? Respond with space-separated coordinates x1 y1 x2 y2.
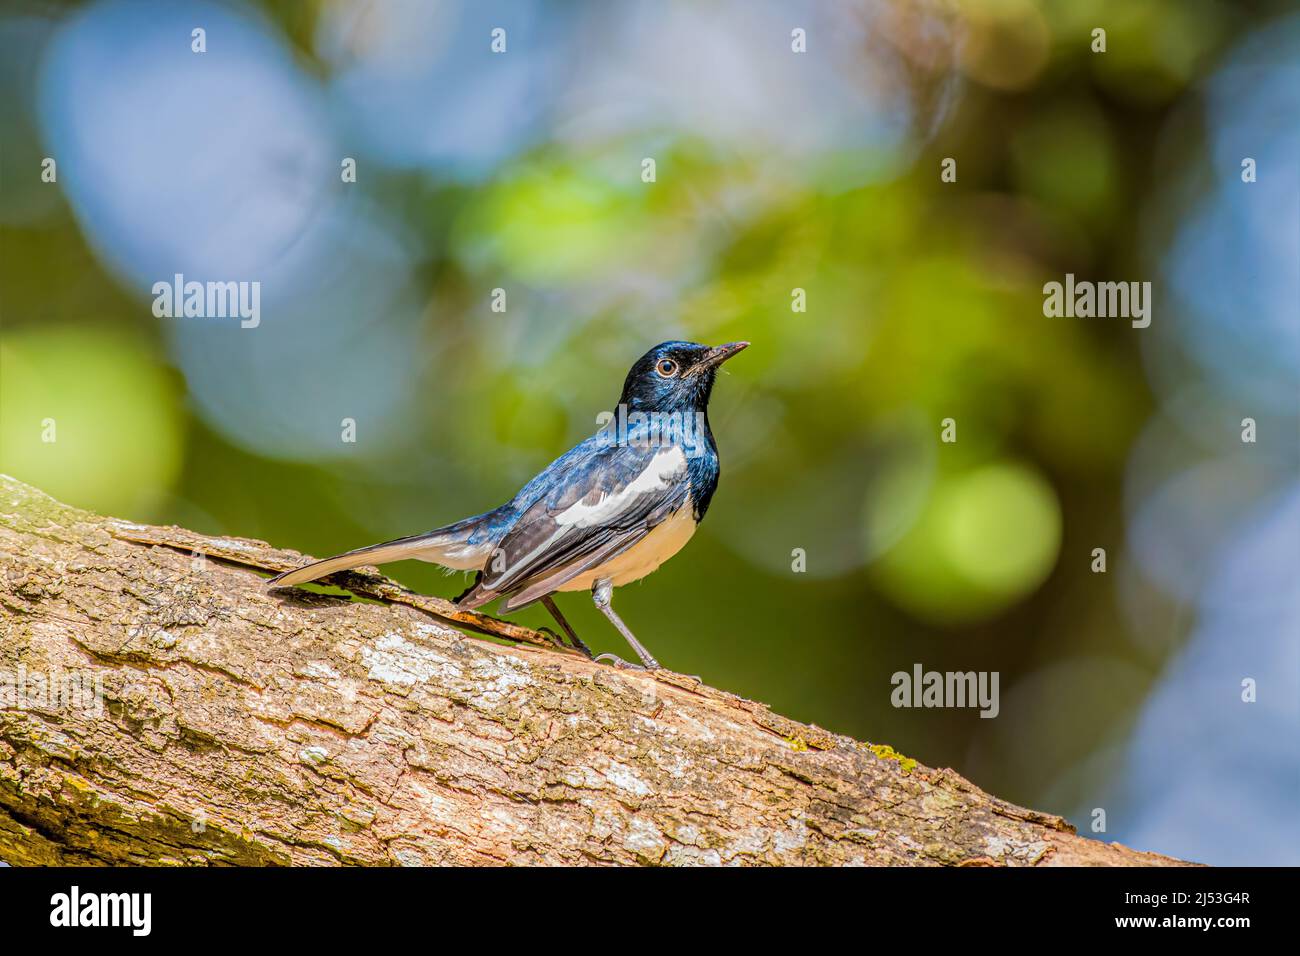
267 340 749 671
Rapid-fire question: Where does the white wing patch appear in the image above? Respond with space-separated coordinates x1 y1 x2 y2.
488 446 690 590
557 498 698 592
556 447 688 528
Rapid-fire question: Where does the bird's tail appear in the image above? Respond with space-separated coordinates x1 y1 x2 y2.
266 511 502 590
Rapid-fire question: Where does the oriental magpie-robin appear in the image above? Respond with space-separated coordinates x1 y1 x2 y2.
267 340 749 671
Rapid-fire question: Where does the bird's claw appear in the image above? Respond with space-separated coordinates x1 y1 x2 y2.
593 653 657 671
526 629 674 675
539 626 594 659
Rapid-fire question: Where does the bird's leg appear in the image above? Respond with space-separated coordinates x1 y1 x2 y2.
540 594 592 658
590 579 660 670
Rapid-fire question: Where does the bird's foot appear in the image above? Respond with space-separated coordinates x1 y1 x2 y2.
538 627 594 659
593 653 658 671
591 653 701 681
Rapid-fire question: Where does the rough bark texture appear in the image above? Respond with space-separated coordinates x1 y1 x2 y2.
0 475 1191 866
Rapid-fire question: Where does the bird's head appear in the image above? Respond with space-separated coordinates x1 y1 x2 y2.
617 340 749 413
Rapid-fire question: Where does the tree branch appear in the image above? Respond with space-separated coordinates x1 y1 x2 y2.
0 475 1190 866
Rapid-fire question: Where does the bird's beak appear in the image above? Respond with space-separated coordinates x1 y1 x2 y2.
693 341 750 373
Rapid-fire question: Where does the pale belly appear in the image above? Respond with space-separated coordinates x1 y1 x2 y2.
557 503 698 592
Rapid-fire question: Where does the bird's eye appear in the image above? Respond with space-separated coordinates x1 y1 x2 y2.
655 358 679 378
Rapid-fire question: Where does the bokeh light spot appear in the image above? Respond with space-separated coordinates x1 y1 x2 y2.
941 462 1061 593
0 326 182 516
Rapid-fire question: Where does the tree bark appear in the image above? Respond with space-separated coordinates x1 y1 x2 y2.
0 475 1190 866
